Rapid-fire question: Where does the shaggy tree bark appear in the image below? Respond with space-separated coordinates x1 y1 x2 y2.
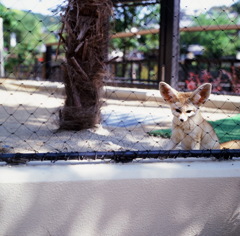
59 0 112 130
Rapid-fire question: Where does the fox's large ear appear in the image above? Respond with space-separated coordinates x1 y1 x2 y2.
190 83 211 105
159 82 178 103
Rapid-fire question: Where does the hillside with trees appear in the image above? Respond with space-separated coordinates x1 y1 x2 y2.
0 3 60 76
180 5 240 58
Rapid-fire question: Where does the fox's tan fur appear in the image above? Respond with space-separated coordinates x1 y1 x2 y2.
159 82 240 150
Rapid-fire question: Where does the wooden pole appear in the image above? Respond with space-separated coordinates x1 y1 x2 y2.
46 24 240 47
111 24 240 38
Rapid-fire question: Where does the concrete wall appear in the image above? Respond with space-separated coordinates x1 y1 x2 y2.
0 160 240 236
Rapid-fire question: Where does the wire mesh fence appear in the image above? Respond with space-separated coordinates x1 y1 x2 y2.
109 0 160 87
0 0 239 165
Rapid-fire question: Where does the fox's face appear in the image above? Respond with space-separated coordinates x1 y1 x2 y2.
169 100 197 122
159 82 211 123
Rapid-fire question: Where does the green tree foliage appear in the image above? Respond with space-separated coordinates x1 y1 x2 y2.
112 2 240 59
0 3 60 75
180 6 240 58
0 3 15 49
111 4 160 56
11 10 43 49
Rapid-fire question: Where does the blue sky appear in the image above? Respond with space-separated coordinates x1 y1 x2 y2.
0 0 235 15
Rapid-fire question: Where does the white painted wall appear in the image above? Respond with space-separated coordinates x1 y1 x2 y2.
0 160 240 236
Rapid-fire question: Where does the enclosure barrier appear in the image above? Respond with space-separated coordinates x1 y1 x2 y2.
1 157 240 236
1 1 240 235
1 149 240 165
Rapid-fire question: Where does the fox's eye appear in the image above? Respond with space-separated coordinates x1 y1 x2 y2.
175 109 181 113
186 110 192 113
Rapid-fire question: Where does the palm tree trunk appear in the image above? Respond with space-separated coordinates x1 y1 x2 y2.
59 0 112 130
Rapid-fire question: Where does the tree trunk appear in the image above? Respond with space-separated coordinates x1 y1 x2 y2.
59 0 112 130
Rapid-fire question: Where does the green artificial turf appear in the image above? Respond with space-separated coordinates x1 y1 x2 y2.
149 114 240 143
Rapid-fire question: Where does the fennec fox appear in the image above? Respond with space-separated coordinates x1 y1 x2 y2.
159 82 240 150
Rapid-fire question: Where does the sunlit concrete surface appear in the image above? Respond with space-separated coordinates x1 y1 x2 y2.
0 160 240 236
0 79 238 153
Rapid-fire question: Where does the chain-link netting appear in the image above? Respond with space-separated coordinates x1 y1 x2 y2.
0 0 239 164
109 0 160 87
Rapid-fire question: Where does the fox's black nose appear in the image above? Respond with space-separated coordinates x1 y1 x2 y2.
180 119 184 122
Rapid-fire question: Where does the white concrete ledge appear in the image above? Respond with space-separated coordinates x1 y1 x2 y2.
1 160 240 236
1 79 239 110
1 78 65 94
105 86 240 110
1 160 240 183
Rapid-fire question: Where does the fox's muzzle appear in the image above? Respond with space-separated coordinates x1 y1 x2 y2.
179 113 188 122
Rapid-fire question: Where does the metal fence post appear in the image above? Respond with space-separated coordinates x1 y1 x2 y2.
45 45 52 80
158 0 180 88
